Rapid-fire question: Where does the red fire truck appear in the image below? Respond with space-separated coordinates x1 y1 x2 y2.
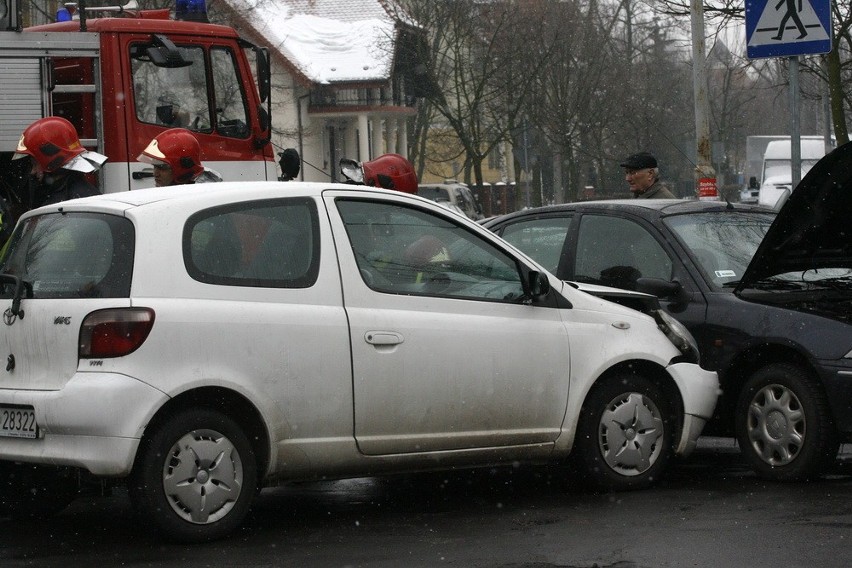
0 0 276 207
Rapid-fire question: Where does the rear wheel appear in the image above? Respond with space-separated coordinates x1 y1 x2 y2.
572 373 673 491
735 363 838 481
128 408 257 542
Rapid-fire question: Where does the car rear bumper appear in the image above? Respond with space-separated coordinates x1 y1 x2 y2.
0 372 166 476
667 362 719 456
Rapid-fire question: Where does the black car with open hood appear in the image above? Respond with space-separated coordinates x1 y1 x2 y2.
485 144 852 481
736 141 852 300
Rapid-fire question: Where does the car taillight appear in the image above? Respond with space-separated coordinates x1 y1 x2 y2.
79 308 155 359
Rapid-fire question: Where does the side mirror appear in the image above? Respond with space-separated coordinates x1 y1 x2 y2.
527 270 550 300
749 176 758 189
636 277 683 299
255 47 271 104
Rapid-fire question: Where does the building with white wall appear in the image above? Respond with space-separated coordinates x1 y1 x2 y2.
219 0 429 182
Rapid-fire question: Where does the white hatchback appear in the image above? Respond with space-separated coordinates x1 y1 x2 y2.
0 182 717 542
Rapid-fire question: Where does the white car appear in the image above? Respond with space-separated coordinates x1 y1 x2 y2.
0 182 717 542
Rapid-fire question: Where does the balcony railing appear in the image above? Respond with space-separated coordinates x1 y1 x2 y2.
309 85 417 110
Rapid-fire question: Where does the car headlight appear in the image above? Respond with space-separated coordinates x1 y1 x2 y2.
653 309 700 364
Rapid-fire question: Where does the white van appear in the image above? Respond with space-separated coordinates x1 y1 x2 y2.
758 138 831 208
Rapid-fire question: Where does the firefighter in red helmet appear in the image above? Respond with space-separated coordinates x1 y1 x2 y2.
12 116 106 209
361 153 418 193
137 128 207 187
339 153 418 194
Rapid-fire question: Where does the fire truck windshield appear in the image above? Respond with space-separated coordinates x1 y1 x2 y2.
131 41 249 139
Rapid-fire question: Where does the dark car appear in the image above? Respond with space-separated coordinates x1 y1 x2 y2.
485 142 852 481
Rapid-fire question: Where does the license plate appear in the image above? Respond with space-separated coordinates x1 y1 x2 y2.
0 405 39 439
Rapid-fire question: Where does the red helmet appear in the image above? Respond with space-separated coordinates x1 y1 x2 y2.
361 154 418 194
137 128 204 184
14 117 86 173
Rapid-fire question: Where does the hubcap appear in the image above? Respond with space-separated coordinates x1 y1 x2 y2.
162 428 244 524
746 384 805 466
598 392 664 476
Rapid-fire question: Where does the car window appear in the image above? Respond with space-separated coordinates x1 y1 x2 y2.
131 43 212 133
498 216 573 274
337 199 525 302
184 198 320 288
210 47 250 139
0 213 134 299
417 186 451 202
575 215 672 290
664 211 774 288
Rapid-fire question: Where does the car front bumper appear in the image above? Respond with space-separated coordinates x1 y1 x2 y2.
0 372 167 476
667 362 719 457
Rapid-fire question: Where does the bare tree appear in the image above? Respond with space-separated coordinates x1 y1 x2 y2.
400 0 555 189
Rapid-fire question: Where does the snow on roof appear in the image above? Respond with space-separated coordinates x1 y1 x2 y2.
224 0 398 85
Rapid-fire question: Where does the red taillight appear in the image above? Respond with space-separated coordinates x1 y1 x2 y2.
79 308 155 359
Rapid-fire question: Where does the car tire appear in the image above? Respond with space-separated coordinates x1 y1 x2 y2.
735 363 838 481
0 461 79 519
128 408 258 543
572 373 673 491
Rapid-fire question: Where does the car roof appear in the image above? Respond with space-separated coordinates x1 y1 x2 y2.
485 199 773 227
23 181 411 218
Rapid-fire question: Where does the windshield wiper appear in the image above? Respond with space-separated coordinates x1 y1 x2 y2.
803 275 852 290
732 277 807 291
0 274 33 320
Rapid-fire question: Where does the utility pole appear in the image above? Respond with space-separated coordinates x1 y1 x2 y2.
690 0 718 200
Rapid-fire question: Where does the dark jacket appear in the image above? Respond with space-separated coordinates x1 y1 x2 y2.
635 181 676 199
32 171 100 208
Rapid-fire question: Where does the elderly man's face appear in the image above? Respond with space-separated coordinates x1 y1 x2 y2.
624 168 655 194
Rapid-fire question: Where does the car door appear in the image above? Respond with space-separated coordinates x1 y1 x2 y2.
568 211 708 338
326 192 572 456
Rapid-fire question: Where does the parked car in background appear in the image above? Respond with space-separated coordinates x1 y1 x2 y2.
740 181 760 204
418 182 484 220
485 141 852 482
0 182 717 541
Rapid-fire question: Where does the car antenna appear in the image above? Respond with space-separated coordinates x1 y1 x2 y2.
650 123 698 169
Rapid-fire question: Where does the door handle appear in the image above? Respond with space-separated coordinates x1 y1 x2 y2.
364 331 404 346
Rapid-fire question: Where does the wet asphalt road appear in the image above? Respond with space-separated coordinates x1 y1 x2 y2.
2 439 852 568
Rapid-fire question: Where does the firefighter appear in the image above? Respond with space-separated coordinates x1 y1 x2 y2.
137 128 221 187
339 153 418 194
12 116 107 210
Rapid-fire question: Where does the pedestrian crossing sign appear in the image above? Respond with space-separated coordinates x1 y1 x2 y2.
746 0 832 59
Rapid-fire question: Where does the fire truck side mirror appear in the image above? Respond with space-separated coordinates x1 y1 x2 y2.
146 34 191 68
256 47 270 104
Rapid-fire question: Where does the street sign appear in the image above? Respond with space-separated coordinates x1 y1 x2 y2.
745 0 832 59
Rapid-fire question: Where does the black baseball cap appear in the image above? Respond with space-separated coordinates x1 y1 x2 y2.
620 152 657 169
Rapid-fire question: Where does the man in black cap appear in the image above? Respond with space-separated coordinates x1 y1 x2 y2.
620 152 676 199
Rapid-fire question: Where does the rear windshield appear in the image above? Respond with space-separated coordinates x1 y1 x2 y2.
0 213 134 299
418 186 451 202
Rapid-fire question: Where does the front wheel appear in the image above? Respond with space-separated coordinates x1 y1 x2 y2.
735 363 838 481
128 408 258 543
572 373 673 491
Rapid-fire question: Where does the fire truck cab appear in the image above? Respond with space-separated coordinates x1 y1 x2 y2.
0 2 275 206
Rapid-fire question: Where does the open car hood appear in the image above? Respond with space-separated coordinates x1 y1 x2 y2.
736 141 852 292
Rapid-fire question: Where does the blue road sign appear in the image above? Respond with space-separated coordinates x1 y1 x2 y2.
746 0 832 59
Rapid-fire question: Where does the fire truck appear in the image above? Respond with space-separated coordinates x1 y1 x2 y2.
0 0 276 208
